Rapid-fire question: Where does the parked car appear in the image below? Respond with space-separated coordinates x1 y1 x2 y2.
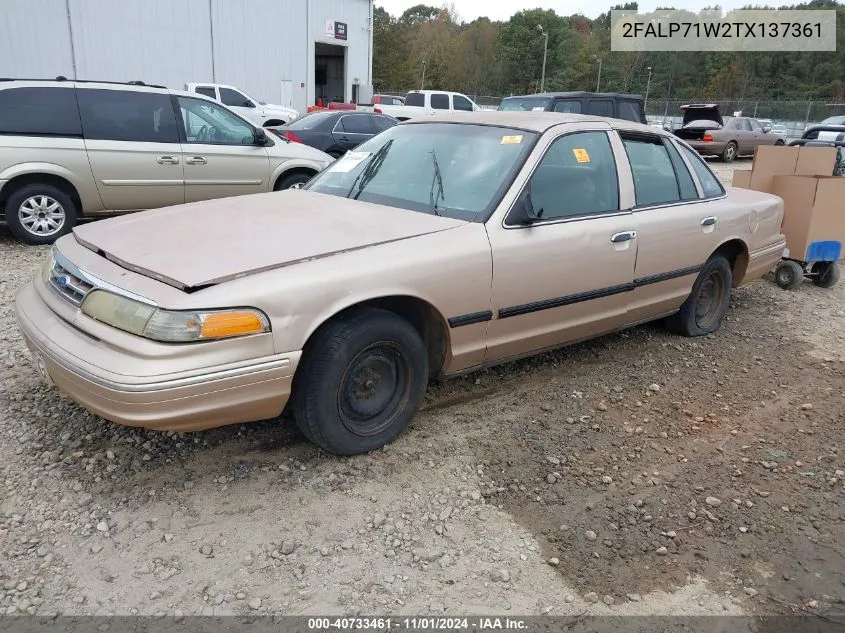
498 92 647 124
770 124 789 137
184 83 299 126
789 124 845 176
373 94 405 106
16 112 787 455
0 78 333 245
362 90 481 120
673 104 786 162
820 115 845 126
757 118 773 132
267 111 398 158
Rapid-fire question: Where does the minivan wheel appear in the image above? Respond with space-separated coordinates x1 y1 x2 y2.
664 255 732 336
291 307 428 455
5 184 77 245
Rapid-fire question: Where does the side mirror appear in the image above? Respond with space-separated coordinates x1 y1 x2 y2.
253 128 269 146
508 187 542 225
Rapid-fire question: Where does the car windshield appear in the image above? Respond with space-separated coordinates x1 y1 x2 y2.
304 123 537 222
288 112 334 130
498 97 552 112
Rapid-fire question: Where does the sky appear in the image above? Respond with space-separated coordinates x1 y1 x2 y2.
376 0 754 22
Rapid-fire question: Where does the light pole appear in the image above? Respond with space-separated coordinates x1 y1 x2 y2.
644 66 653 110
421 59 426 90
593 55 603 92
537 25 549 93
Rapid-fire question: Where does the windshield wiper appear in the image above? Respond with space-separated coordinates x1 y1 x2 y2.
345 139 394 200
429 150 445 216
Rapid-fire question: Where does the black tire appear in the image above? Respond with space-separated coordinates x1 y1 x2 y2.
721 141 738 163
263 119 285 127
811 261 840 288
274 172 313 191
5 183 77 245
291 307 429 455
775 260 805 290
665 255 733 336
775 139 785 146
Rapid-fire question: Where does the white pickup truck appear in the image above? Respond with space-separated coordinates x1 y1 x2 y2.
365 90 481 121
184 83 299 126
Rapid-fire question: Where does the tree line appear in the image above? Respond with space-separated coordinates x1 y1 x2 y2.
372 1 845 106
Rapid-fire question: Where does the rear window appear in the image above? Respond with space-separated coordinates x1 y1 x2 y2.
498 97 552 112
405 93 424 107
195 86 216 99
430 93 449 110
77 89 179 143
0 87 82 137
288 112 334 129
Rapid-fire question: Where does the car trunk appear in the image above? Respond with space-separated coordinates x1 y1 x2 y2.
674 104 723 141
71 191 466 291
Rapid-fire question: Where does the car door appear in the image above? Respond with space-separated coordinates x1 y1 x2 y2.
749 118 774 148
429 93 450 116
484 125 638 362
452 94 474 112
77 87 184 210
619 131 723 325
735 118 756 154
175 95 271 203
218 87 261 126
331 114 375 152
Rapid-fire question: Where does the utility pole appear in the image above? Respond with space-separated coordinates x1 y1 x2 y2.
421 59 426 90
594 55 603 92
644 66 653 110
537 25 549 93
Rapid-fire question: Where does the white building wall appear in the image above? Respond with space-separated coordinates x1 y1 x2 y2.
0 0 373 117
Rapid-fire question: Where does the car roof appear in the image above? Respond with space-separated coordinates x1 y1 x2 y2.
407 110 665 135
503 91 644 100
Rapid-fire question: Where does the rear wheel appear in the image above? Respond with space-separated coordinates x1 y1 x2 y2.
5 183 77 245
291 308 428 455
775 260 805 290
664 255 732 336
811 261 840 288
775 139 785 146
721 141 738 162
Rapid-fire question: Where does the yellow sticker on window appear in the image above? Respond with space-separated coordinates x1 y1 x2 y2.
573 148 590 163
501 135 523 145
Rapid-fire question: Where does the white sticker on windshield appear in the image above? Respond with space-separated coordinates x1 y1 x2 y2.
330 151 370 173
532 107 545 111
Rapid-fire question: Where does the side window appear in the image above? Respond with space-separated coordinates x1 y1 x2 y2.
618 101 640 122
588 100 613 117
664 140 698 200
177 96 256 145
77 89 179 143
220 88 254 108
738 118 752 131
553 100 581 113
430 93 449 110
676 142 726 198
338 115 374 134
195 86 217 99
453 95 473 112
621 135 683 206
0 87 82 137
371 115 396 132
522 131 619 221
749 119 763 131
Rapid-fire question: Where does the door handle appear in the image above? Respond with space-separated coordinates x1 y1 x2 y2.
700 216 718 227
156 156 179 165
610 231 637 243
186 156 207 165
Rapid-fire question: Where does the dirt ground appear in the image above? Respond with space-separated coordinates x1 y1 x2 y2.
1 159 843 618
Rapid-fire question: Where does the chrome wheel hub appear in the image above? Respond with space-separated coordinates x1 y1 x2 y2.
19 195 65 236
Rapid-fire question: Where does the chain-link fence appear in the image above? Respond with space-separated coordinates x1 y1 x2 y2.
645 99 845 138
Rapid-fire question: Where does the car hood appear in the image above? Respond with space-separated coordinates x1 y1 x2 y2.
72 192 466 290
681 104 723 127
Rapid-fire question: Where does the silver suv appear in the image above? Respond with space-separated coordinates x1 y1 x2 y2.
0 78 333 245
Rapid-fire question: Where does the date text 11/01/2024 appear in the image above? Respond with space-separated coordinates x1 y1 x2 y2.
307 618 528 630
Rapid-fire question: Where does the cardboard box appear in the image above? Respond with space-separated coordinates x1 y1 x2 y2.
770 175 845 262
731 146 843 263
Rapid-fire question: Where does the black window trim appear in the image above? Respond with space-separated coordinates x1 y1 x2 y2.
661 135 698 201
172 94 260 146
671 138 727 201
619 130 699 212
502 128 626 230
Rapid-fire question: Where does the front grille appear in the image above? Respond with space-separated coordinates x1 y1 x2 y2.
48 260 94 306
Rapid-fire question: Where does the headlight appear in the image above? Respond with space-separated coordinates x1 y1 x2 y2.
80 290 270 342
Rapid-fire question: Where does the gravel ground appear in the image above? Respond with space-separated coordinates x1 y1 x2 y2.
1 159 843 617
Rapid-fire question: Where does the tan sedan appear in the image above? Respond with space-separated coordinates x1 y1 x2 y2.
15 112 787 455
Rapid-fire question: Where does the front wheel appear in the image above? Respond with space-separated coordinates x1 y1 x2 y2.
274 172 313 191
721 142 738 162
775 260 805 290
291 308 429 455
664 255 732 336
5 184 77 245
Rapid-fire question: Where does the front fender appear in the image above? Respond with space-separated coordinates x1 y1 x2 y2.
270 159 331 187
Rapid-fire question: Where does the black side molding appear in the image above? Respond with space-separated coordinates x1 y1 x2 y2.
634 264 702 287
448 311 493 328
